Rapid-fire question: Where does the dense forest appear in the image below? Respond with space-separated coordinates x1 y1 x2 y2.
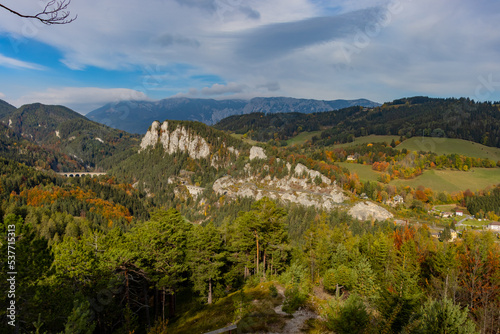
216 97 500 148
0 156 499 333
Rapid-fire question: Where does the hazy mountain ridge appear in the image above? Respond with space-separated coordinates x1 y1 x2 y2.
86 96 380 134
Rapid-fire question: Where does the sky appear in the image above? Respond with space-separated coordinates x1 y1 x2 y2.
0 0 500 114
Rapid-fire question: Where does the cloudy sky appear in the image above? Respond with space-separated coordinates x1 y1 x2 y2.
0 0 499 114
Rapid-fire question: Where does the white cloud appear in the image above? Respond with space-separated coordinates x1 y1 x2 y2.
1 0 500 105
14 87 149 114
0 53 45 70
0 92 5 98
174 82 248 98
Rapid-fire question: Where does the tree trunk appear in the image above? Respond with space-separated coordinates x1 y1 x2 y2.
208 278 213 305
169 292 175 317
143 283 151 329
162 288 165 322
255 231 259 274
154 287 159 321
125 269 130 307
263 249 266 278
444 273 449 298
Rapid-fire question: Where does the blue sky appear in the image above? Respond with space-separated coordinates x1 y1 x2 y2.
1 0 500 114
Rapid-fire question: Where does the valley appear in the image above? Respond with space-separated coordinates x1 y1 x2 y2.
0 96 499 333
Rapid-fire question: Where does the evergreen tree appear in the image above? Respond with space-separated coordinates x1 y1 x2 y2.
327 294 370 334
64 300 96 334
415 298 478 334
187 223 225 304
127 208 191 319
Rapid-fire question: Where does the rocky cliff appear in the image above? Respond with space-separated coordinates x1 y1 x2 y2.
212 162 346 210
139 120 210 159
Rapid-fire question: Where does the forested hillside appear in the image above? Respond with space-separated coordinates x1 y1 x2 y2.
0 99 16 119
216 97 500 148
0 103 140 171
1 157 498 333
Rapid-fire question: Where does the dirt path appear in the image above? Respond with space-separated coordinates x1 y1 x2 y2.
270 287 317 333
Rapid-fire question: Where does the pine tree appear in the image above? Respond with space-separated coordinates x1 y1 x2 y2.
416 298 478 334
64 300 96 334
127 208 191 319
187 223 225 304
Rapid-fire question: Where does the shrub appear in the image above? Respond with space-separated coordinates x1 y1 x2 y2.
269 284 279 298
326 294 369 334
282 285 307 314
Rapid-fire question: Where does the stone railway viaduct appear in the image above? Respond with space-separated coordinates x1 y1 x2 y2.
57 172 107 178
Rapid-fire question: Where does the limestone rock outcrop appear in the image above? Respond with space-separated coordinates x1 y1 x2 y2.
348 201 393 221
212 172 346 211
139 121 210 159
249 146 267 160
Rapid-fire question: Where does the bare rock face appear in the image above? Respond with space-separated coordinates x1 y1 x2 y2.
294 163 331 185
228 146 239 157
249 146 267 160
139 121 161 151
348 201 393 221
212 173 346 210
139 121 210 159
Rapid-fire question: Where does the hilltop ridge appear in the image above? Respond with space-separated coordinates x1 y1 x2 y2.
86 96 380 134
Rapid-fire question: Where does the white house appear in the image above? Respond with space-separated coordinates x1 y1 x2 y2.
393 195 404 204
487 222 500 231
455 211 464 216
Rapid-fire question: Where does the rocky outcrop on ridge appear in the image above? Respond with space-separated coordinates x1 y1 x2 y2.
213 162 346 210
249 146 267 160
139 120 210 159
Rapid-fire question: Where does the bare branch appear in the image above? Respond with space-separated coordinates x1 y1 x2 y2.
0 0 77 25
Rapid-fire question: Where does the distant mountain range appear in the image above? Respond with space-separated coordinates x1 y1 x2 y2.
86 97 380 134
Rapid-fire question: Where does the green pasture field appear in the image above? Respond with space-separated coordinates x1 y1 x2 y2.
286 130 323 145
230 133 260 145
389 168 500 193
397 137 500 161
337 160 500 192
329 135 400 149
336 162 381 182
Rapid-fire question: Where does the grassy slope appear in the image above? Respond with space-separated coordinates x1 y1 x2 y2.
397 137 500 160
389 168 500 193
286 131 322 145
337 161 500 192
230 133 260 146
328 135 400 149
337 162 380 181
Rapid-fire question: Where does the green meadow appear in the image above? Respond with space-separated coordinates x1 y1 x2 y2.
337 161 500 193
286 130 323 145
329 135 400 149
397 137 500 161
389 168 500 193
337 162 381 182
